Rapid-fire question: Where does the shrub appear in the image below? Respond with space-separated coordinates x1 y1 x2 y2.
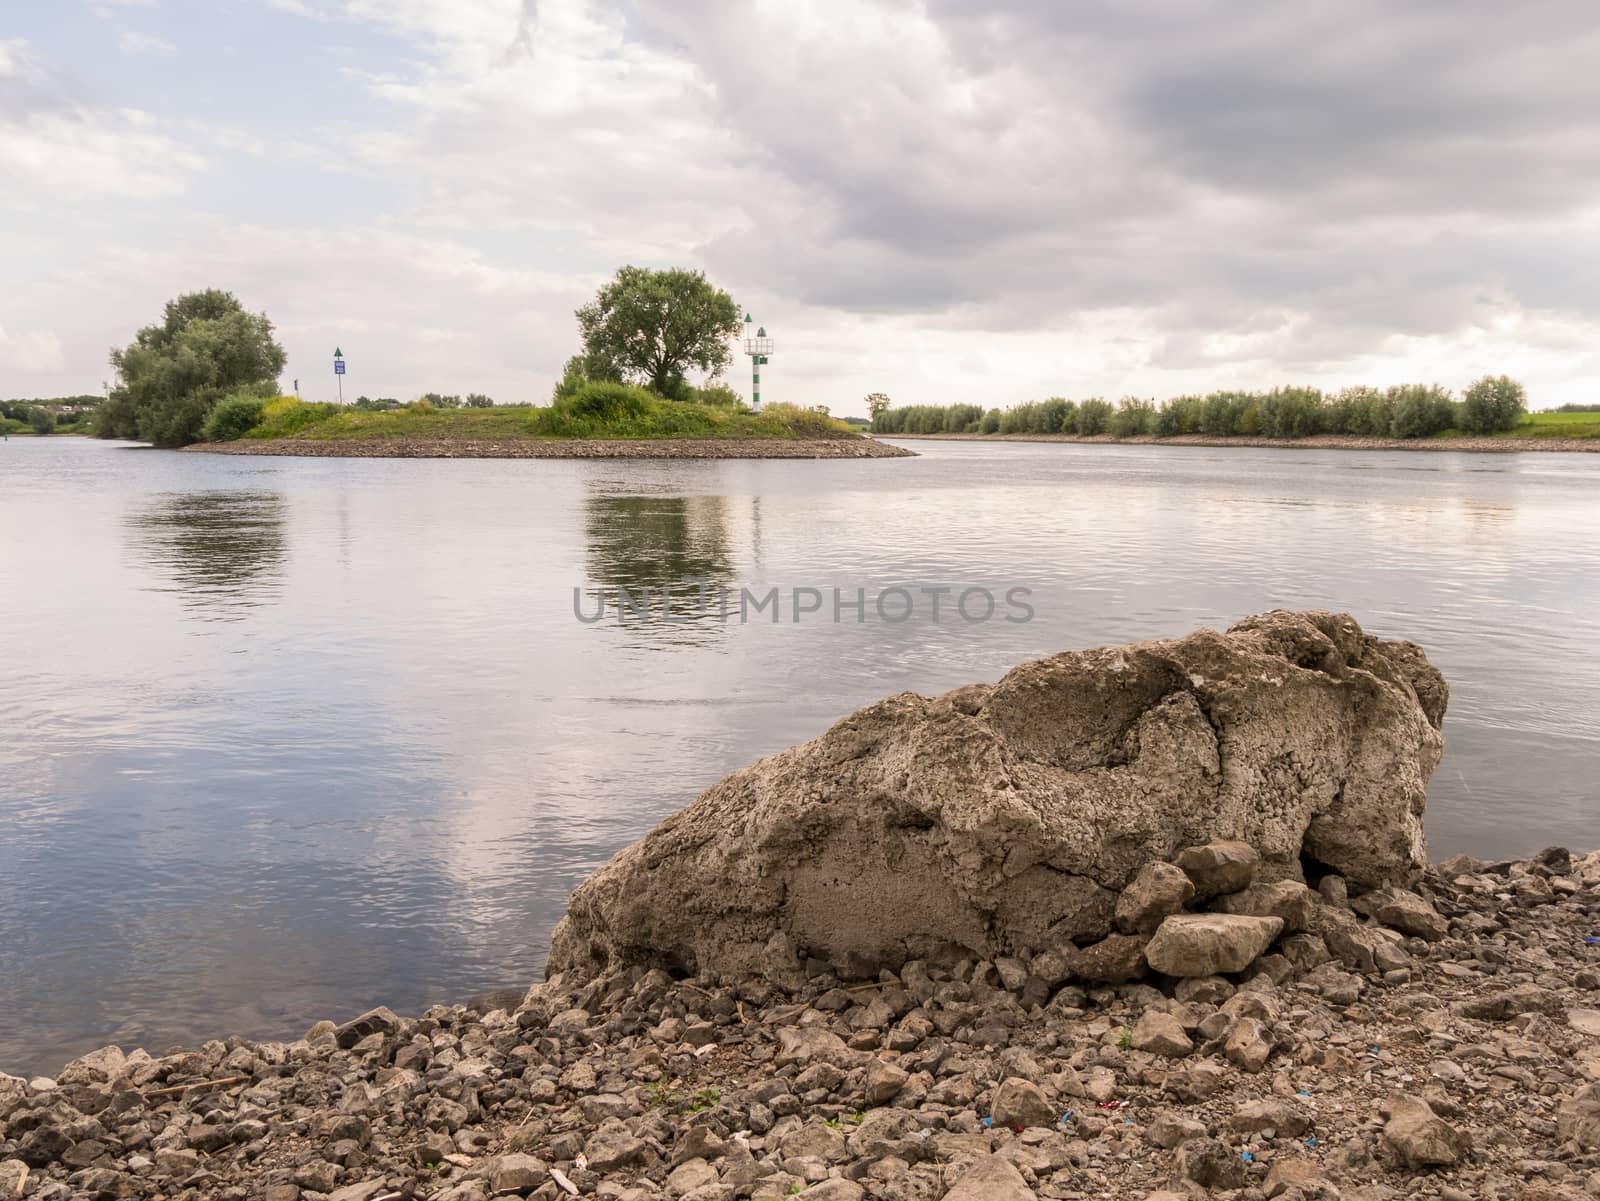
1110 397 1156 436
27 407 54 435
464 392 495 408
980 408 1001 433
201 390 268 442
943 403 984 433
1459 375 1527 433
690 383 744 409
1388 384 1456 438
1074 398 1114 435
250 397 340 438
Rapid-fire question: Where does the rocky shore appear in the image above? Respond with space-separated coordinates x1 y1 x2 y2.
888 433 1600 453
7 612 1599 1201
4 848 1596 1201
182 438 916 460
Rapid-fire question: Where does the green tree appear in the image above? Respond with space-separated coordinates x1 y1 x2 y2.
100 290 285 447
1459 375 1527 433
865 392 892 421
576 266 740 397
464 392 495 408
27 407 55 435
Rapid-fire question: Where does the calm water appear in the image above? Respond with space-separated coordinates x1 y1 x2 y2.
2 436 1597 1073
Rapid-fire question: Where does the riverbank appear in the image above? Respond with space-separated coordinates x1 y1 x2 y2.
4 848 1596 1201
889 432 1600 453
183 437 915 460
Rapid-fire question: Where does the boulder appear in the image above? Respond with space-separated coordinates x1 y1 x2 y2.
1356 887 1448 941
990 1077 1055 1129
1173 841 1261 900
1382 1096 1468 1167
942 1154 1035 1201
1115 862 1196 935
549 611 1447 980
1144 914 1284 977
1558 1085 1600 1150
1130 1011 1193 1058
1210 880 1318 932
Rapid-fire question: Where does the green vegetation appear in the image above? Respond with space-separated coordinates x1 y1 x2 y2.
1 397 98 435
205 386 851 443
574 265 741 397
98 289 286 447
871 376 1578 441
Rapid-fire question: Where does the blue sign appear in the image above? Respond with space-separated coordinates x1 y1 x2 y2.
334 361 346 375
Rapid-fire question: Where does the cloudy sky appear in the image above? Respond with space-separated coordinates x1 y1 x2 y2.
4 0 1599 415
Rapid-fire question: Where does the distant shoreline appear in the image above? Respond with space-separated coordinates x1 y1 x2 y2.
182 436 917 460
886 432 1600 453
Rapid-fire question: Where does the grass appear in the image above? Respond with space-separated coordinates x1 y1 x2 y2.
227 392 856 443
1502 410 1600 439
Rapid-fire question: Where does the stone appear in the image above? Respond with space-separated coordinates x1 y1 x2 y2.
1211 880 1319 932
1115 862 1196 935
0 1162 27 1201
1177 1136 1246 1189
1567 1009 1600 1037
548 611 1447 979
1145 914 1284 976
1359 887 1449 941
1382 1096 1468 1167
585 1120 649 1171
991 1077 1056 1129
667 1158 720 1197
942 1154 1035 1201
1264 1158 1332 1198
1558 1085 1600 1151
864 1060 908 1105
795 1182 862 1200
1224 1016 1274 1073
777 1027 853 1067
1130 1011 1194 1058
1458 983 1557 1021
491 1153 547 1193
1173 841 1261 901
1070 933 1148 983
1174 975 1234 1004
1146 1113 1208 1148
332 1006 401 1050
1229 1098 1313 1137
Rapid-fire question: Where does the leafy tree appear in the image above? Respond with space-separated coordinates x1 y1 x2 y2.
1459 375 1527 433
419 393 463 408
865 392 892 420
1110 397 1156 436
27 407 54 435
464 393 495 408
980 408 1001 433
99 290 285 447
575 266 740 396
1388 384 1456 438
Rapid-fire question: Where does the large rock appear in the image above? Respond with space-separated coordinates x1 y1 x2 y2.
1114 862 1196 935
1382 1096 1468 1167
1173 840 1260 900
1144 914 1284 977
550 611 1446 980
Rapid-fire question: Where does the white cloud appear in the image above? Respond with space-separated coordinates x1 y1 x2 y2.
117 31 177 56
0 326 67 373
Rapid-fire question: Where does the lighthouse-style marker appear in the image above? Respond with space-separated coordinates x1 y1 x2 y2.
743 313 773 413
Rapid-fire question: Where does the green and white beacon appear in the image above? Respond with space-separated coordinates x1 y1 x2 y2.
743 313 773 414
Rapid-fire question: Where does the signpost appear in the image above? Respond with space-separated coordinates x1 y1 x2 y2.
333 347 346 404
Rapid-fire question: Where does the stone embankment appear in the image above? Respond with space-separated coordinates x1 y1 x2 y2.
886 433 1600 453
6 613 1599 1200
182 438 916 460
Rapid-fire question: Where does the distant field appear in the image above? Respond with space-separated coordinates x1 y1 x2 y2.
1503 410 1600 438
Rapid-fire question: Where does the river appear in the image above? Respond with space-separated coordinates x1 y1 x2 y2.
1 436 1596 1073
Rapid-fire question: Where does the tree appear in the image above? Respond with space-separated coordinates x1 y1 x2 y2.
100 289 285 447
575 266 740 397
27 407 54 435
1459 375 1527 433
865 392 892 420
465 393 495 408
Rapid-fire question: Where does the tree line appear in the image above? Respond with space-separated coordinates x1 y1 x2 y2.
1 397 99 436
871 379 1532 439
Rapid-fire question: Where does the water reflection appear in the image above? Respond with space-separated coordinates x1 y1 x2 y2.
127 491 288 619
583 491 735 590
